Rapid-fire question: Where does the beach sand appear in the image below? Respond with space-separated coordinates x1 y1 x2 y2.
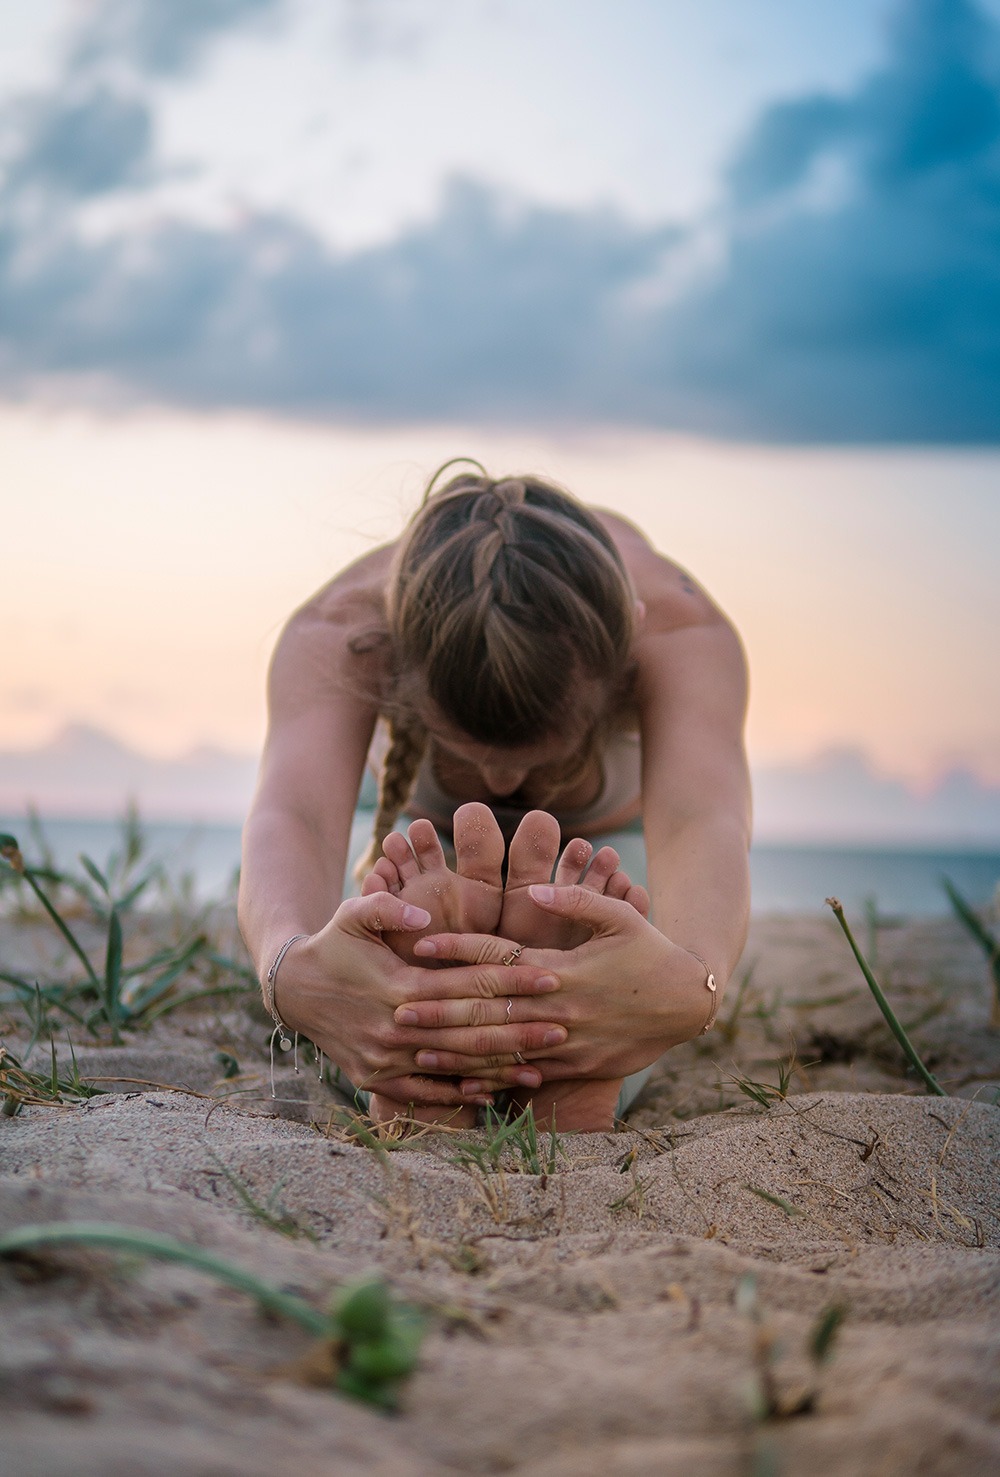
1 904 999 1475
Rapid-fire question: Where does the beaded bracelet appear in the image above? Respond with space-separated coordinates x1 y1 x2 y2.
262 933 309 1095
264 933 308 1049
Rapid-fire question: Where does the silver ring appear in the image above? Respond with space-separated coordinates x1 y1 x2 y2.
513 1052 525 1065
505 998 513 1022
501 944 523 966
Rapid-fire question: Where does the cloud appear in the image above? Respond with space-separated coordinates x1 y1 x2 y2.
646 0 1000 440
0 178 675 414
69 0 288 78
752 746 1000 845
5 726 1000 843
8 86 153 197
0 724 257 821
0 0 999 439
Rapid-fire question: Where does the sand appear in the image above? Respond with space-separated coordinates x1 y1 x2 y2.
1 904 999 1475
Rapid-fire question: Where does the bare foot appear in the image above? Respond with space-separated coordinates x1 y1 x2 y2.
362 802 505 1128
361 802 505 966
498 810 650 951
496 813 648 1132
517 1077 623 1133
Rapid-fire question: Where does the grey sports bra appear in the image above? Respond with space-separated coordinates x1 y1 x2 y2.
406 728 642 839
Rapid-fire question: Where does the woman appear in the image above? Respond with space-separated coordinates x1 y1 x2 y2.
238 462 751 1130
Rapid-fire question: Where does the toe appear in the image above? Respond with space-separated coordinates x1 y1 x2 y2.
453 802 506 888
408 818 448 873
581 845 620 893
604 868 631 901
382 829 420 883
372 856 404 894
552 836 593 888
507 810 563 890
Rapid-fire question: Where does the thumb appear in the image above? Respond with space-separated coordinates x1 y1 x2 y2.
336 892 431 940
528 883 639 935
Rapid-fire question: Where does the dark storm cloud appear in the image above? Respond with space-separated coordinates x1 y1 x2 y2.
69 0 288 78
1 0 999 439
0 179 674 415
7 86 153 197
645 0 1000 439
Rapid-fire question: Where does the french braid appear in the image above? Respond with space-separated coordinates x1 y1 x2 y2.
354 715 428 881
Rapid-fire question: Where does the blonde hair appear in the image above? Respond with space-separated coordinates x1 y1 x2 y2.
357 461 637 875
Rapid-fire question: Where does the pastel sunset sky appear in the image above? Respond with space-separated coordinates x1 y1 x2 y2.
3 1 999 796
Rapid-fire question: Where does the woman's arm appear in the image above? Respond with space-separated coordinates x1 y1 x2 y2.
238 579 567 1102
636 609 752 995
238 596 379 981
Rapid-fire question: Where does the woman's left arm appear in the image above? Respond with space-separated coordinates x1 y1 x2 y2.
635 602 752 999
390 590 752 1084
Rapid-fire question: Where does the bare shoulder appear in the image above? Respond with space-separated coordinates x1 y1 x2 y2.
592 507 737 640
269 542 397 714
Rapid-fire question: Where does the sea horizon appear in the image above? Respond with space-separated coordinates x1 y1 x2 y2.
2 811 998 919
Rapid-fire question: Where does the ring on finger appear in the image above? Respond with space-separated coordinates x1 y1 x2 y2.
505 998 513 1022
501 944 523 966
513 1051 525 1065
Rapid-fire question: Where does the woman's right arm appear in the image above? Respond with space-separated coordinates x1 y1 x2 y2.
238 582 564 1103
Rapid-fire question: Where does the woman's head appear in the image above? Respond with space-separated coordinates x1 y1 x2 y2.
357 460 638 875
386 462 637 746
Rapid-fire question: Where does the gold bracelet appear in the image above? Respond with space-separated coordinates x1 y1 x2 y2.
687 950 719 1034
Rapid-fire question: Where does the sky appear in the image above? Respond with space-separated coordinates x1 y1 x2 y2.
2 0 999 817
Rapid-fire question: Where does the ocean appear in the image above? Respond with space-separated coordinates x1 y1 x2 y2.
2 813 998 918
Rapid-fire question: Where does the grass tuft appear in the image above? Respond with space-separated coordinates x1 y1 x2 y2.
449 1102 566 1179
1 819 254 1047
826 897 945 1096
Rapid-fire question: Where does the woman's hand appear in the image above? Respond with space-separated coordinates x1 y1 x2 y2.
394 884 716 1089
271 891 568 1107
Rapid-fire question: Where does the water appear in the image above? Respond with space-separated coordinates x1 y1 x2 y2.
3 812 998 918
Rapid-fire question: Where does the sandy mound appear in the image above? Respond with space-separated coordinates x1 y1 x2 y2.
1 907 999 1474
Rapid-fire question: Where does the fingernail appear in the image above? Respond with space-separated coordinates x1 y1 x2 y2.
416 1052 438 1069
534 974 559 991
473 1096 494 1106
403 904 431 927
413 938 436 955
529 884 555 904
461 1081 483 1096
543 1027 567 1046
395 1008 418 1025
516 1070 541 1087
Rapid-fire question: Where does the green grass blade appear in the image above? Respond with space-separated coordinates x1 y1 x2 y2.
24 870 102 990
80 854 110 895
809 1303 846 1364
123 936 207 1014
942 876 1000 1019
0 1222 331 1337
103 906 124 1038
826 897 945 1095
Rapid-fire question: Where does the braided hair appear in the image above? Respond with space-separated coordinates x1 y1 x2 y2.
357 461 637 875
